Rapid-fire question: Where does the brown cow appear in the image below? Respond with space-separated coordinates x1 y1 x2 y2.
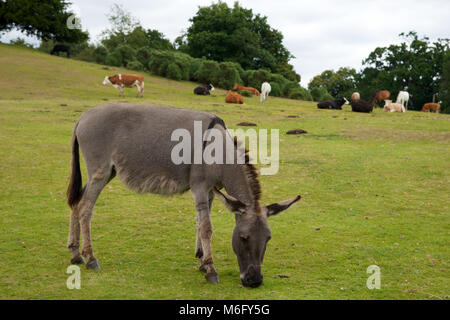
233 83 260 96
226 90 244 104
421 103 441 113
103 74 144 97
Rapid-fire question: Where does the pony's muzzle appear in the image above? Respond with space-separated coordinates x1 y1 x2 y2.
241 265 263 288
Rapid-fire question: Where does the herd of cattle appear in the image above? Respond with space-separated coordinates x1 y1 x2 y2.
101 73 441 113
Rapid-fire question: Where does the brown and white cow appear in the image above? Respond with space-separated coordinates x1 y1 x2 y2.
103 74 144 97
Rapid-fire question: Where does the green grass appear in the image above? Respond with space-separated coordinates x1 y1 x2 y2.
0 44 448 300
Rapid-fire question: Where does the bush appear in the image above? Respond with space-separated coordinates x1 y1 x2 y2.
216 62 243 89
310 86 334 101
115 45 136 67
105 50 122 67
189 58 204 81
127 60 144 71
136 47 153 68
269 82 283 97
194 60 220 85
244 69 271 89
240 90 253 97
289 87 313 101
166 62 182 80
283 81 302 97
269 73 290 96
74 47 96 62
94 46 108 64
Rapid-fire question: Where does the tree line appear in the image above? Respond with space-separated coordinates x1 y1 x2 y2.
1 1 449 112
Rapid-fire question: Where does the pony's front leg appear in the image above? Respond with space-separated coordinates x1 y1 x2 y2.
192 188 218 284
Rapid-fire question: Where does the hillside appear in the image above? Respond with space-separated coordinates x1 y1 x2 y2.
0 44 448 299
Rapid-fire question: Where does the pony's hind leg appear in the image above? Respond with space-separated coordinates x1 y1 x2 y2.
68 206 83 264
78 166 113 269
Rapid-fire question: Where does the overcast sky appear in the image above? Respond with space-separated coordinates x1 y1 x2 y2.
1 0 449 86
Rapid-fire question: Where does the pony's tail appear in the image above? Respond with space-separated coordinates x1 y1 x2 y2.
67 128 83 208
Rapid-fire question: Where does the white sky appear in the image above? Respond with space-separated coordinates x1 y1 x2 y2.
1 0 449 86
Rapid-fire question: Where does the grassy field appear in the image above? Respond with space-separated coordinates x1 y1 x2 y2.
0 44 448 300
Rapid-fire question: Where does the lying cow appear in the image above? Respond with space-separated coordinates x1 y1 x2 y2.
226 91 244 104
51 44 70 58
317 97 349 110
194 84 214 95
103 74 144 97
421 102 440 113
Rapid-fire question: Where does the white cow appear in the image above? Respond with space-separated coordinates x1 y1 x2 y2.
260 82 271 103
395 91 409 110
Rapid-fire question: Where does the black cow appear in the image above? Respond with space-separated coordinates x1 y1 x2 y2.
51 44 70 58
317 97 349 110
194 84 215 95
351 100 373 113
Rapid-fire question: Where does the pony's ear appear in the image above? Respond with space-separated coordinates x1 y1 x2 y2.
213 188 246 214
265 195 301 217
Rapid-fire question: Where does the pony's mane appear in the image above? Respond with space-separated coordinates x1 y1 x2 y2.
233 136 262 202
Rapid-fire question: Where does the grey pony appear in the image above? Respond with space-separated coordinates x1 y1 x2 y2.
67 103 301 287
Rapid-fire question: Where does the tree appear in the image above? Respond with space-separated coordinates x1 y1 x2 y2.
100 4 173 51
440 51 450 113
178 1 299 81
359 32 449 110
308 67 358 99
0 0 88 43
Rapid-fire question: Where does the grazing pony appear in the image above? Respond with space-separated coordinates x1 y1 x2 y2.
194 84 215 95
421 103 440 113
233 83 260 96
317 98 349 110
371 90 390 107
351 92 360 102
226 91 244 104
51 44 70 58
396 91 409 110
260 82 271 103
66 103 301 287
384 100 405 113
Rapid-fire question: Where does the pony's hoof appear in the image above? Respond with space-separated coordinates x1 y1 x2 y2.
86 260 101 270
205 273 219 284
70 256 85 265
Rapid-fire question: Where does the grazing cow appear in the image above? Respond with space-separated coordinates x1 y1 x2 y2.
384 100 406 113
194 84 215 95
66 103 301 287
260 82 271 103
396 91 409 110
317 97 349 110
233 83 260 96
226 91 244 104
103 74 144 97
351 92 360 102
371 90 390 107
51 44 70 58
421 103 441 113
351 99 374 113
